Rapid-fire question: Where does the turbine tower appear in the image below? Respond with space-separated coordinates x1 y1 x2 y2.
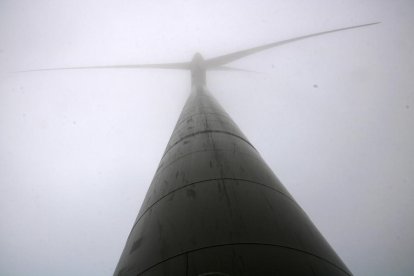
23 22 379 275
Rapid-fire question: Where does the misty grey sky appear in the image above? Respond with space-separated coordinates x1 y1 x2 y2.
1 0 413 275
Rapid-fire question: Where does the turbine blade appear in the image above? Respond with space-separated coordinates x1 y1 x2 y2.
211 66 261 73
15 62 191 73
205 22 380 67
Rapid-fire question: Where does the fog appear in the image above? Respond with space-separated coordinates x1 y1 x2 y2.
1 0 413 275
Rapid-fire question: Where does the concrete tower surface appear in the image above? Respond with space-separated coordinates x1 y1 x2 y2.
114 83 352 276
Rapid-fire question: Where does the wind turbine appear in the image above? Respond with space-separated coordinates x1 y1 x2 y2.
22 22 379 275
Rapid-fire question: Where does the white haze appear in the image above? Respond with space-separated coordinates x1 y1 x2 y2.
1 0 413 275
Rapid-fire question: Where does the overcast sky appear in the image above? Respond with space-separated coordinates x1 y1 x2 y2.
1 0 413 275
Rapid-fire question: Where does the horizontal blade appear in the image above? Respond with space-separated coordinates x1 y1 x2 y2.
210 66 261 73
205 22 380 67
15 62 191 73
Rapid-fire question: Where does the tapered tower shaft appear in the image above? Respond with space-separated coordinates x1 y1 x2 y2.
113 85 351 275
